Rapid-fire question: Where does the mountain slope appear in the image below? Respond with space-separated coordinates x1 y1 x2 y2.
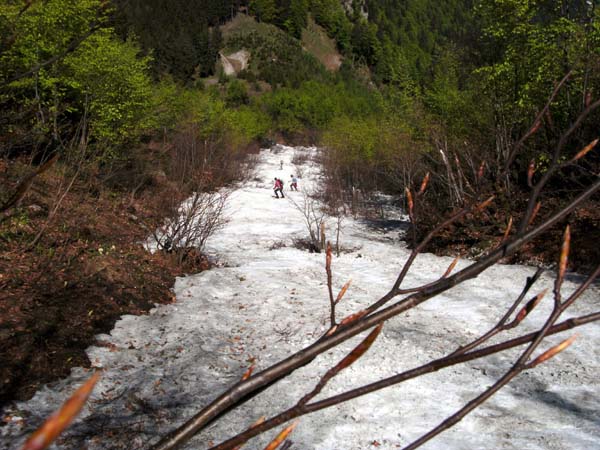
3 146 599 450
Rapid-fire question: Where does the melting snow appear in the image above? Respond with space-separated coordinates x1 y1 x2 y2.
1 146 599 450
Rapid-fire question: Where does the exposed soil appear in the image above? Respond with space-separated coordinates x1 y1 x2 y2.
419 196 600 274
0 158 208 407
510 205 600 270
220 50 250 76
301 18 343 71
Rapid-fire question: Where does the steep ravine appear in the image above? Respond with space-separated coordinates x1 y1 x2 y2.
1 146 599 450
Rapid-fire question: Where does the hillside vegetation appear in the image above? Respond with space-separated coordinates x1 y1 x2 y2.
301 16 342 71
1 0 599 408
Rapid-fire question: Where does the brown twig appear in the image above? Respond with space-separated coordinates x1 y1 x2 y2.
207 305 599 450
325 243 336 326
517 98 600 234
367 197 494 313
297 324 383 407
205 243 599 450
0 154 58 214
150 178 600 450
503 71 573 173
402 256 596 450
150 82 600 450
448 267 544 357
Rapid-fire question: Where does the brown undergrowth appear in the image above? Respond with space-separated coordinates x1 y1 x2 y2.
0 149 211 407
415 195 600 273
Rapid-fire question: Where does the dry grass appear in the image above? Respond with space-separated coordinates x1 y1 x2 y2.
301 17 342 71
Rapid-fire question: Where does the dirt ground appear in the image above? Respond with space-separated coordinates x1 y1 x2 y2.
0 159 208 407
417 196 600 274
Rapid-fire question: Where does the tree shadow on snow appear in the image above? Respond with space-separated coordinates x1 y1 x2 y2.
532 389 600 425
360 217 410 235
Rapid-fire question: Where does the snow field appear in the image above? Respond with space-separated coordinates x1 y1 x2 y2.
1 145 599 450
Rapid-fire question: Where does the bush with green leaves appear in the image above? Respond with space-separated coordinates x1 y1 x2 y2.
476 0 600 133
259 79 384 134
63 31 154 146
226 29 328 87
309 0 353 52
225 79 250 107
0 0 154 157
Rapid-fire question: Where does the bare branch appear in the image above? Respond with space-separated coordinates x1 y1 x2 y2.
207 309 599 450
449 268 543 357
403 261 598 449
325 243 336 326
503 71 572 172
517 97 600 234
151 178 600 450
298 324 383 407
0 154 58 214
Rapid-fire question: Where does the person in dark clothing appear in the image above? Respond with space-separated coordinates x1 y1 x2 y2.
273 177 285 198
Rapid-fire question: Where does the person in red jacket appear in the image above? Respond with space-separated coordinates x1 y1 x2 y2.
273 177 285 198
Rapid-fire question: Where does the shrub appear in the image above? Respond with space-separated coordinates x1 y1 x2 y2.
225 79 250 106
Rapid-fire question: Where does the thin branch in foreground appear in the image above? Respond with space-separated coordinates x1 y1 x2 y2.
448 267 543 357
298 324 383 407
206 262 598 450
325 243 336 327
231 417 265 450
151 179 600 450
149 85 600 450
402 255 595 450
207 308 599 450
263 422 298 450
21 372 100 450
